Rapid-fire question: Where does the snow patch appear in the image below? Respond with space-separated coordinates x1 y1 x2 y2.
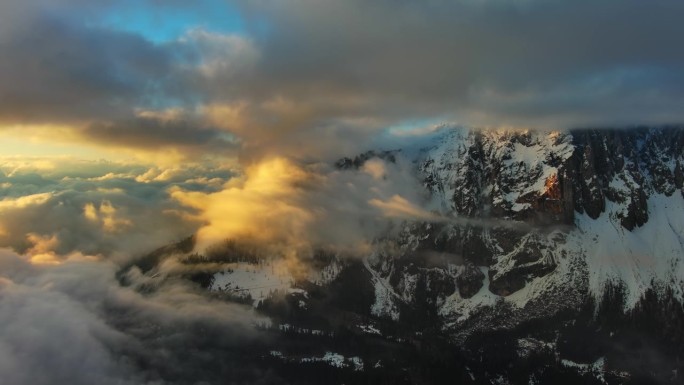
358 324 382 335
300 352 364 371
210 262 293 306
364 257 401 320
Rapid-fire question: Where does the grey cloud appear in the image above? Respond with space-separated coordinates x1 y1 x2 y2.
0 0 224 155
0 249 266 385
0 14 171 124
210 0 684 152
2 0 684 159
65 0 678 161
0 268 140 385
84 117 239 154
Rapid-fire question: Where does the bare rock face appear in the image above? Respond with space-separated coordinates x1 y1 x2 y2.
421 129 577 225
620 189 649 230
487 234 557 296
568 127 684 231
461 232 493 266
675 161 684 199
487 269 525 297
577 143 605 219
456 263 484 299
675 161 684 190
335 150 398 169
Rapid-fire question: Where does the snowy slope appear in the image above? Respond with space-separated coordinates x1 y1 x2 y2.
210 261 294 306
574 193 684 308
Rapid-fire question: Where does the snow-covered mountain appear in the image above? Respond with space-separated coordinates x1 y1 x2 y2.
134 126 684 384
363 126 684 339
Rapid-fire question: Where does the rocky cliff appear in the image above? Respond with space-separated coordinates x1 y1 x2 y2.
360 126 684 338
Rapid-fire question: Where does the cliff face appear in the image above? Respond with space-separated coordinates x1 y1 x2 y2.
421 128 576 225
420 126 684 229
569 128 684 229
361 126 684 336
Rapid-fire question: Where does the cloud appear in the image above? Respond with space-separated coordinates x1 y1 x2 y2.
0 8 170 124
231 0 684 128
3 0 684 162
369 194 442 222
82 115 239 156
0 188 194 261
0 1 243 160
171 157 318 252
0 274 139 385
0 248 265 385
172 155 437 255
0 158 238 262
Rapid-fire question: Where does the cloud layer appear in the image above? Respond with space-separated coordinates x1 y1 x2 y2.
0 248 271 384
2 0 684 161
0 158 236 262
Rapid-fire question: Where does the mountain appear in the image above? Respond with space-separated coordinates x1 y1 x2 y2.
132 126 684 384
369 126 684 333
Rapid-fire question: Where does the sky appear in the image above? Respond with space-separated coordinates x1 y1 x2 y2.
1 0 683 164
1 1 684 383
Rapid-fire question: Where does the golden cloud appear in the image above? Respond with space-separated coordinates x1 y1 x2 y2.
171 157 320 253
